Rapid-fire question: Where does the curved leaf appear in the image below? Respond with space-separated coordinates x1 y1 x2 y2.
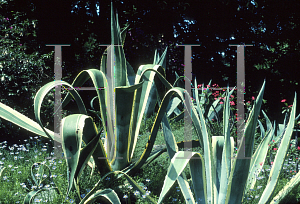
218 87 234 204
61 114 111 196
23 187 60 204
82 189 121 204
158 151 204 204
0 102 55 141
34 80 87 144
58 69 113 175
80 171 156 204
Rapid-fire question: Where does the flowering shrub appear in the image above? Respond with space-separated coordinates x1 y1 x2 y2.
281 98 294 114
191 83 257 122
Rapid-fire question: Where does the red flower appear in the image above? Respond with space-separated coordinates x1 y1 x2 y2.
288 105 293 108
272 140 275 142
273 148 277 151
230 101 235 106
259 162 263 166
281 99 286 102
252 96 255 100
297 146 300 150
247 101 251 104
271 161 274 165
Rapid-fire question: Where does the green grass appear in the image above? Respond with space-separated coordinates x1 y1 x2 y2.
0 114 299 204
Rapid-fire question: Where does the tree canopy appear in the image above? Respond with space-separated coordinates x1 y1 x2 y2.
1 0 299 128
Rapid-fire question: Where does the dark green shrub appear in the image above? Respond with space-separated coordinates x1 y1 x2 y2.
0 1 54 145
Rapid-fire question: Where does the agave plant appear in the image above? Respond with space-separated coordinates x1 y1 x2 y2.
155 79 300 204
0 3 188 203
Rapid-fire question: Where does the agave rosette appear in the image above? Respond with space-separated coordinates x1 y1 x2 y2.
0 3 180 203
155 79 300 204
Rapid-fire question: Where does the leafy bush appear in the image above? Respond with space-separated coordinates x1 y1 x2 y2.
0 1 54 144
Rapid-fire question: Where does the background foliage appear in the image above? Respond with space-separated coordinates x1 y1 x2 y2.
0 1 54 144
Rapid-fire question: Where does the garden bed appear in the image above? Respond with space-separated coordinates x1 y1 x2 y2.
0 115 300 203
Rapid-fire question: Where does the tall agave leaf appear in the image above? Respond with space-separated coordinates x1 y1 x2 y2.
144 48 168 119
110 2 126 88
217 85 234 203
